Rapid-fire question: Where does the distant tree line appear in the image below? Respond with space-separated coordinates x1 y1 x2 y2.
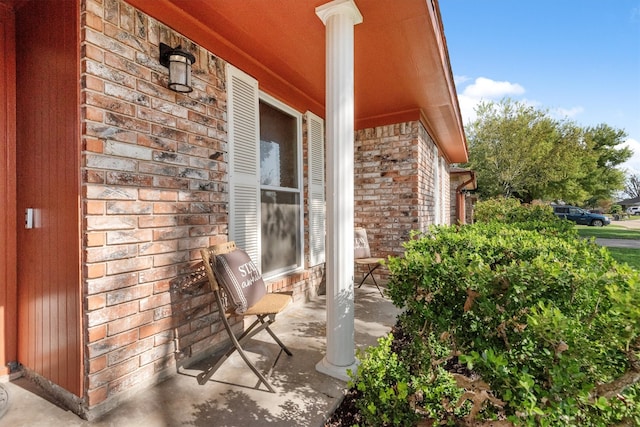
625 173 640 199
463 98 632 206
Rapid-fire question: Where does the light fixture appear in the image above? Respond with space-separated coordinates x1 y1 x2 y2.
159 42 196 93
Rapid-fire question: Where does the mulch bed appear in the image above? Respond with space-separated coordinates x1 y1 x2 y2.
323 323 478 427
324 387 363 427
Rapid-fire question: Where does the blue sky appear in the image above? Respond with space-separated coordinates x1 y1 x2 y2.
439 0 640 175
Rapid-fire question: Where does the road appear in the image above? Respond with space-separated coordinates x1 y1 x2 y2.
595 218 640 248
614 218 640 230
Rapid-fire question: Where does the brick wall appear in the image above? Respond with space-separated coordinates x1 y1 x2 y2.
354 121 450 282
80 0 322 414
78 0 452 415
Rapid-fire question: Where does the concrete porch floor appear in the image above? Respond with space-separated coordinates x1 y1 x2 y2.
1 285 399 427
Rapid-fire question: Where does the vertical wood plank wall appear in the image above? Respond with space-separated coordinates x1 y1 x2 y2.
15 0 82 396
0 2 17 378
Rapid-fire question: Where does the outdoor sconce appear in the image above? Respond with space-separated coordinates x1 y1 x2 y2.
159 43 196 93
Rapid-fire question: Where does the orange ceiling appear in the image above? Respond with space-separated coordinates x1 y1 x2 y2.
118 0 467 162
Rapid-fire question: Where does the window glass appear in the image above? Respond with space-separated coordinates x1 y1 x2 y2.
260 102 298 189
261 190 300 273
259 100 301 276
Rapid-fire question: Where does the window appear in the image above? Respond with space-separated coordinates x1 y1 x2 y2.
227 64 325 279
259 97 303 276
227 65 313 279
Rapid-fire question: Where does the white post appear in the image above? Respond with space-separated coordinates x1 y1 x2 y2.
315 0 362 381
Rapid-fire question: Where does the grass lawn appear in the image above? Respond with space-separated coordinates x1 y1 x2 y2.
606 247 640 270
575 224 640 240
575 225 640 270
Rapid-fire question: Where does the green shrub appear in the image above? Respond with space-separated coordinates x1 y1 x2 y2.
384 222 640 425
473 197 575 237
349 333 467 426
348 334 421 426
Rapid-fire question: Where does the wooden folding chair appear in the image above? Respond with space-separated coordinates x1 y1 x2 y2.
198 242 292 392
354 227 384 296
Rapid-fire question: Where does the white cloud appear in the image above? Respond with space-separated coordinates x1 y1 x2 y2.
554 106 585 119
454 75 472 86
620 137 640 175
456 76 588 127
456 76 526 125
457 94 480 124
462 77 525 99
454 76 640 178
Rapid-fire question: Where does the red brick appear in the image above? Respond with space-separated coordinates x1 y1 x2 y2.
87 385 108 406
87 272 138 295
107 310 154 335
138 240 177 256
107 364 155 396
138 265 177 283
138 189 178 201
139 292 171 312
86 301 139 328
89 355 108 374
107 336 154 365
90 358 140 389
139 316 174 339
88 325 107 343
138 215 178 228
106 256 153 275
106 283 153 306
87 294 106 310
86 231 105 247
86 91 136 116
87 329 139 359
85 137 104 154
83 11 103 32
84 42 104 62
86 263 106 280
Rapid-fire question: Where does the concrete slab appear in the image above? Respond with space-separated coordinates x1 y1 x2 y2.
596 238 640 249
0 286 399 427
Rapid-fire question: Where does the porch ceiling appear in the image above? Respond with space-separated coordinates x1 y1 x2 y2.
124 0 467 163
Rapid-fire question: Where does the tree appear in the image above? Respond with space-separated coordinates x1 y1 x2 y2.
579 124 631 205
625 173 640 199
465 99 631 205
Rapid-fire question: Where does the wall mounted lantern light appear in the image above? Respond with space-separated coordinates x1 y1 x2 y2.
159 42 196 93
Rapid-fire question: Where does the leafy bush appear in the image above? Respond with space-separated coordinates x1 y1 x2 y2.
610 204 623 215
473 197 575 237
349 333 467 426
384 222 640 425
348 334 419 426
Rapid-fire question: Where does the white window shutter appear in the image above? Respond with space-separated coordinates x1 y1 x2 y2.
433 145 441 225
306 111 325 266
227 65 260 265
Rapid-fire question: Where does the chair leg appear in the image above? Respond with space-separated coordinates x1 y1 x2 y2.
259 315 293 356
197 295 289 392
357 263 383 296
197 318 276 391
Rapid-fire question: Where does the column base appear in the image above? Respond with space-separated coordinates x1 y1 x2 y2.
315 356 359 382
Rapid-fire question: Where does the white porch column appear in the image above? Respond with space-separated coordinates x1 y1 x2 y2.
315 0 363 381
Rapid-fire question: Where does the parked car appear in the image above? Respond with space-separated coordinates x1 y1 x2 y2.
626 206 640 215
552 205 611 227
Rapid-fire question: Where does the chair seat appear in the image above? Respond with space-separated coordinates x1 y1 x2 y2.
355 257 383 265
240 292 292 316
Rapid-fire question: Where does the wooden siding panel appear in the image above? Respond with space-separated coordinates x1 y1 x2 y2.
16 0 81 396
0 2 17 377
